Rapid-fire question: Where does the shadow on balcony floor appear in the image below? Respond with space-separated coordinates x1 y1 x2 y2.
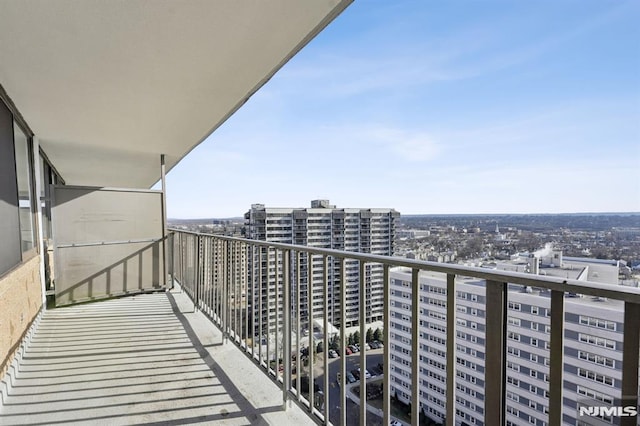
0 288 315 426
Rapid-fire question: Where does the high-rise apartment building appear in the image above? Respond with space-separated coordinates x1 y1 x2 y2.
245 200 399 336
389 248 627 426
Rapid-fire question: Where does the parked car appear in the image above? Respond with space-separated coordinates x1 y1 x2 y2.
351 369 360 380
328 349 338 358
345 347 352 355
346 372 357 383
357 368 371 379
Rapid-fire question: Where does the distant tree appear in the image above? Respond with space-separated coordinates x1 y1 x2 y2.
366 328 373 343
329 335 339 351
373 328 382 342
316 341 324 353
347 333 354 346
353 330 360 345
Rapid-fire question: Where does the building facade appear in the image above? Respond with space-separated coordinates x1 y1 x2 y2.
389 251 627 426
245 200 399 336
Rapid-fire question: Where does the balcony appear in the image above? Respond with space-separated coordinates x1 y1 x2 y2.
1 229 639 425
0 3 638 425
166 230 640 426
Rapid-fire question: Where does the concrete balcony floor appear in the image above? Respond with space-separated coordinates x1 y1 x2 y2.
0 288 315 426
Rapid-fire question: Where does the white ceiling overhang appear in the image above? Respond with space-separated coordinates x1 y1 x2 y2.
0 0 351 188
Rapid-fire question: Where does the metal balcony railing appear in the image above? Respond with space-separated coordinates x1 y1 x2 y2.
169 229 640 426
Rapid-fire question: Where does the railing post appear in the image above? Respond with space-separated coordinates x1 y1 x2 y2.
621 301 640 426
411 268 420 425
208 235 216 318
283 249 291 409
229 241 238 343
266 247 272 374
222 239 229 342
307 252 315 417
168 232 174 289
548 290 565 426
323 254 329 424
212 238 219 325
485 280 507 426
341 257 349 426
445 273 456 426
193 234 199 312
359 260 367 426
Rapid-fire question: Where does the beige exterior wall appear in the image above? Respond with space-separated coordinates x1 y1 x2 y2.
0 255 43 378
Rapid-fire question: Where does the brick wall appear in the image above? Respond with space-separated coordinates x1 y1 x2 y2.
0 255 43 379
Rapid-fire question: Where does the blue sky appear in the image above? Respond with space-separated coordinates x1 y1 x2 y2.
165 0 640 218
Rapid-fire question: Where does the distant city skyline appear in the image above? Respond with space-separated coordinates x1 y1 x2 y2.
164 1 640 219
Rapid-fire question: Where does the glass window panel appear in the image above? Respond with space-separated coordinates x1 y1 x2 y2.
14 121 34 252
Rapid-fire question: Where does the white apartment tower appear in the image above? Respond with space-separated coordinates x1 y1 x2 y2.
389 250 628 426
245 200 399 335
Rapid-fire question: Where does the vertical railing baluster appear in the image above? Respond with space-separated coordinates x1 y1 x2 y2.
382 263 390 426
196 235 201 310
485 280 507 426
446 273 456 426
308 252 315 416
201 236 207 314
224 240 235 342
411 268 420 425
323 254 329 424
359 260 367 426
196 235 204 311
548 290 565 426
219 239 224 336
283 249 292 409
178 232 183 288
209 236 218 323
191 234 195 298
621 301 640 426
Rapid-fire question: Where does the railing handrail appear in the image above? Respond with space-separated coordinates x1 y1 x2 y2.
169 228 640 303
